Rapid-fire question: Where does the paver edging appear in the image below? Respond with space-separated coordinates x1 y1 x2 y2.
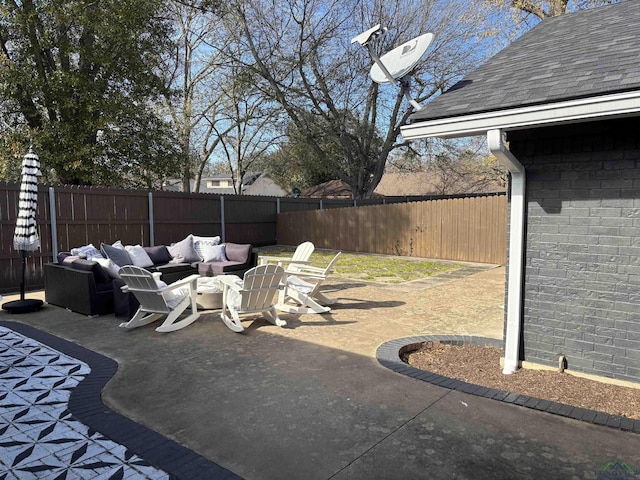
377 335 640 435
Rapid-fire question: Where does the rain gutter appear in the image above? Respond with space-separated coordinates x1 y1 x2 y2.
487 129 525 375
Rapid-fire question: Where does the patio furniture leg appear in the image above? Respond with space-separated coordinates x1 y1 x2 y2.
276 293 331 315
119 310 164 330
155 296 200 333
221 304 245 333
263 305 287 327
314 291 337 306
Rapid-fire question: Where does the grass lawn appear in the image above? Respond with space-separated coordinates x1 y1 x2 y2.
256 246 463 284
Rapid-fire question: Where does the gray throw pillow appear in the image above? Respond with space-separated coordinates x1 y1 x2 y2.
167 235 200 263
94 257 121 279
101 242 133 267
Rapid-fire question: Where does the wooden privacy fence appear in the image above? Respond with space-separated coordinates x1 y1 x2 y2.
0 182 506 294
277 193 508 265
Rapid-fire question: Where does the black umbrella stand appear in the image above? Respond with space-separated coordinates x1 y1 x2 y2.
2 250 43 314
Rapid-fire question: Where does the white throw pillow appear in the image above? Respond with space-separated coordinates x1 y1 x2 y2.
192 235 221 245
200 243 227 263
112 240 125 249
193 235 221 261
125 244 154 268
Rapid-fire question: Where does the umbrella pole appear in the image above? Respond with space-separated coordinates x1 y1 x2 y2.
20 250 27 301
1 249 43 314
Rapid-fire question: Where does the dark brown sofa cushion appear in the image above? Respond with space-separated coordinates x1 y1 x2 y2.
150 262 198 284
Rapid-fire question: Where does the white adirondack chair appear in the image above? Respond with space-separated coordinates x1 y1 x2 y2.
276 252 341 315
118 266 200 333
259 241 314 274
217 264 286 333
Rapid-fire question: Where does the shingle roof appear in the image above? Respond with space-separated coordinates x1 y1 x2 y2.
410 1 640 123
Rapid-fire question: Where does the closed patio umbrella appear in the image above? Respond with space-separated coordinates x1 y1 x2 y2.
2 148 44 313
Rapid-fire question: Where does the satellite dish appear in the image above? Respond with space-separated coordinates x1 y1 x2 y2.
370 32 434 84
352 25 434 111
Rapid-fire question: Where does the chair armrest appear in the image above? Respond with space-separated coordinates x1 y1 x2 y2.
259 255 311 266
288 272 326 281
286 265 325 275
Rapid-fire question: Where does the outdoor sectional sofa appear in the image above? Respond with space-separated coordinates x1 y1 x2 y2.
44 236 256 317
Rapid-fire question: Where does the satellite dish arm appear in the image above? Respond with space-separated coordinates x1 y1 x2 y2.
366 43 398 88
398 77 423 111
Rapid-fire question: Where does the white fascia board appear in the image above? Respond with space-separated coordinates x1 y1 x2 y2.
400 90 640 140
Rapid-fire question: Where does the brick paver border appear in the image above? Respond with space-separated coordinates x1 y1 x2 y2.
376 335 640 435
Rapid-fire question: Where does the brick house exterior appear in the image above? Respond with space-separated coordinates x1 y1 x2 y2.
509 118 640 382
400 2 640 383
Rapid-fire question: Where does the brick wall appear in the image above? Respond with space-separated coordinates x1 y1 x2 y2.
508 118 640 383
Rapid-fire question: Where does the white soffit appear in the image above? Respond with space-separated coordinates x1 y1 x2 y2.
400 91 640 140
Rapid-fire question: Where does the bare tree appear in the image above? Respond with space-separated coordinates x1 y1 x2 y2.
214 63 286 194
163 1 237 193
225 0 496 198
427 140 507 195
483 0 620 22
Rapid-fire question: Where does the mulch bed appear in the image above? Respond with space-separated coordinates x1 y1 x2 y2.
403 342 640 419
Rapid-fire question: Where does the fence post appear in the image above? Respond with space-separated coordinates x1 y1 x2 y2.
220 196 226 243
48 187 58 261
277 197 280 214
320 199 323 210
148 192 155 246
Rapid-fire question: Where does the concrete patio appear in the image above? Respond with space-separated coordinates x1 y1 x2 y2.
2 264 640 479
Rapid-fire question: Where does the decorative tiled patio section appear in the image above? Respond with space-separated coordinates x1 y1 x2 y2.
0 321 241 480
377 335 640 435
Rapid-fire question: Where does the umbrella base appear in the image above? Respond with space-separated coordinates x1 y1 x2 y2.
2 299 44 314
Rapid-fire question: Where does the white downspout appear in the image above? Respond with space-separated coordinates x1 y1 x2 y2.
487 129 526 375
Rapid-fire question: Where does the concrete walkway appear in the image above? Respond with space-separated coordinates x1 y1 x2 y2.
2 265 640 479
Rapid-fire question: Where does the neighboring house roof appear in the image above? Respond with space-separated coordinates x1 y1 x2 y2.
402 1 640 139
374 172 505 196
374 172 438 196
300 180 353 198
162 173 286 196
243 174 288 197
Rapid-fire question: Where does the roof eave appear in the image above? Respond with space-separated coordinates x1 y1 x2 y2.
401 90 640 140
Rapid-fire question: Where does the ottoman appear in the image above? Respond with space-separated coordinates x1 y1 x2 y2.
196 277 224 310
